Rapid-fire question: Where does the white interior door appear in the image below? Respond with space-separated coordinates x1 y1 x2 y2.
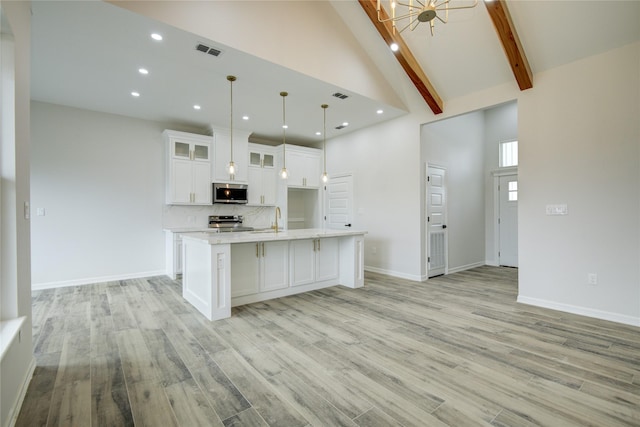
427 166 447 278
498 175 518 267
325 174 353 230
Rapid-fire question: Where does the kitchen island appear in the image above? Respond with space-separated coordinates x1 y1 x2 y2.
179 228 366 320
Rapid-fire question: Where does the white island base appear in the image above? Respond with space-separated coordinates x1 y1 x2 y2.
180 229 366 321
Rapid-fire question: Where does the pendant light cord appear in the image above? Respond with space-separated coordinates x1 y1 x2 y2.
229 77 234 163
323 104 327 174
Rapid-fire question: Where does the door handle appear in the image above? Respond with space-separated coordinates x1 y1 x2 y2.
442 224 447 229
345 223 352 227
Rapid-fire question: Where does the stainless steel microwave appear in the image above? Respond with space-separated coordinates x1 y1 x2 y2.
212 183 248 204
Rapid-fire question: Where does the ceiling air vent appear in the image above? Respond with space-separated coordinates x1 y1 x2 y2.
332 92 349 100
196 43 222 57
335 124 347 130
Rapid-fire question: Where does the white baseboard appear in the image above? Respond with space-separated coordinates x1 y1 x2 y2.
364 266 422 282
365 262 487 283
32 270 167 290
447 261 486 275
6 356 35 427
517 295 640 327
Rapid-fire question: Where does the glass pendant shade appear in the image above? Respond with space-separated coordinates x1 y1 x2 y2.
280 167 289 179
227 161 236 175
321 172 329 183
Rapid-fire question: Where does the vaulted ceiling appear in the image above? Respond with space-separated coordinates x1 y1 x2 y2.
333 0 639 112
30 1 640 145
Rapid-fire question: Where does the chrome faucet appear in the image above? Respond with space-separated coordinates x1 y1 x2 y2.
274 206 281 233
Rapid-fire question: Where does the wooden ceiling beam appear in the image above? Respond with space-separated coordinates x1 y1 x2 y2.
358 0 443 115
484 0 533 90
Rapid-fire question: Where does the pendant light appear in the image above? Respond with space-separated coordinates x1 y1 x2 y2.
321 104 329 183
280 91 289 179
226 75 236 177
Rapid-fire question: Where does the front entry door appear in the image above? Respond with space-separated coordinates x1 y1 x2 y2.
498 175 518 267
427 165 447 277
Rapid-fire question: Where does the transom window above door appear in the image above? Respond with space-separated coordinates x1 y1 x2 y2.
499 140 518 168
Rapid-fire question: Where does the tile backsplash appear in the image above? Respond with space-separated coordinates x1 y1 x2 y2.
163 204 275 230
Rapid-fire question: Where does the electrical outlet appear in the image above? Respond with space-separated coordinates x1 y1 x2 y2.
588 273 598 285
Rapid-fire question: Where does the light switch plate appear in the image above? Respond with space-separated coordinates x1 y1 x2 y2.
546 204 568 215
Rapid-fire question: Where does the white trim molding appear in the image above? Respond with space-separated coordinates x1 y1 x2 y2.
517 295 640 327
364 266 423 282
32 270 167 290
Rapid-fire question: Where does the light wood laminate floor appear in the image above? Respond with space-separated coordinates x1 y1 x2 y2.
16 267 640 426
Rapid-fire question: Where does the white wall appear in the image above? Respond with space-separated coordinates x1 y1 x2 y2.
518 42 640 324
326 113 424 280
1 1 34 426
484 102 518 265
328 38 640 325
31 102 169 287
31 101 278 288
421 111 487 274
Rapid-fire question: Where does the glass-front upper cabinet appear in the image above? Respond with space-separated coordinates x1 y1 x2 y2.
172 139 209 162
249 147 274 168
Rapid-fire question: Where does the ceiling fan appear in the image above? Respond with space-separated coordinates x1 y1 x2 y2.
377 0 479 36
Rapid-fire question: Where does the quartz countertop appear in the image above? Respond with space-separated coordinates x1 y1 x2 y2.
179 228 367 245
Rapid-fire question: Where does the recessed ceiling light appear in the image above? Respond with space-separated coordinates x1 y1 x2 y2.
131 91 140 97
376 109 384 114
151 33 163 41
242 116 249 121
315 131 321 136
193 105 201 110
138 68 149 75
282 125 288 129
390 43 399 52
342 122 349 126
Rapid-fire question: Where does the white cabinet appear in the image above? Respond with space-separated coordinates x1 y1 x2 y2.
164 130 212 205
165 231 184 279
247 144 276 206
290 237 339 287
231 241 289 297
212 128 250 184
285 147 321 188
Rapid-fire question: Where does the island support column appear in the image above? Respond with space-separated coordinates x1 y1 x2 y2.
339 235 365 289
182 237 231 320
